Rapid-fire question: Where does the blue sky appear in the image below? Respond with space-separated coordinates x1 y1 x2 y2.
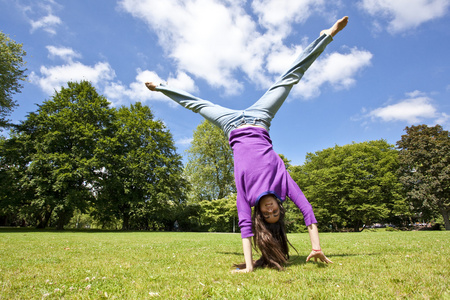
1 0 449 165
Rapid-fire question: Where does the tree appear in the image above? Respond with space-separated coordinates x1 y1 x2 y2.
0 31 27 128
291 140 407 231
93 102 188 230
0 135 35 226
185 120 235 201
4 81 112 229
198 193 238 232
278 153 292 170
397 124 450 230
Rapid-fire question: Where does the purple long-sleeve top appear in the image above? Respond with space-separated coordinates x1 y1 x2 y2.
229 126 317 238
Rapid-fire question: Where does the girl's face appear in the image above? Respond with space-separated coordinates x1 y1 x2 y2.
259 195 280 223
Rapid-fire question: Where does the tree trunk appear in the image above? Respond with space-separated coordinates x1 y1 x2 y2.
333 222 338 232
354 220 361 232
36 209 53 229
440 207 450 230
56 208 74 230
122 213 130 230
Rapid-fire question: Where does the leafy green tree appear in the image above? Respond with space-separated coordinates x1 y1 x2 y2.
397 124 450 230
278 153 292 170
0 31 27 128
185 120 235 201
291 140 407 231
198 193 238 232
0 134 35 226
93 102 188 230
173 202 202 231
3 81 112 229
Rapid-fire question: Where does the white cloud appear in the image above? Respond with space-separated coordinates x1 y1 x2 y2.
30 61 115 95
31 44 197 106
119 0 258 94
46 46 81 62
21 0 62 35
30 14 61 34
176 137 193 147
104 69 197 106
294 47 373 99
435 112 450 126
359 0 450 33
118 0 355 96
406 90 427 98
368 92 437 123
251 0 324 33
265 44 301 75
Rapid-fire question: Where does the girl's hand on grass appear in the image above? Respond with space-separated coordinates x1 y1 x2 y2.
231 268 252 274
306 250 333 264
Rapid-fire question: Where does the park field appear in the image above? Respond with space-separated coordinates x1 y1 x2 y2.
0 229 448 299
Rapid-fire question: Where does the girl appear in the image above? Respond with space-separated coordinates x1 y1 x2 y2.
146 16 348 272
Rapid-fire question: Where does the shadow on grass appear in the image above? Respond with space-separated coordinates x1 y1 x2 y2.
289 255 324 267
288 252 381 268
218 251 244 257
218 252 376 269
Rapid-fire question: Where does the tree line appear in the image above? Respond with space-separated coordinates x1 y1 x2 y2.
183 120 450 232
1 31 449 231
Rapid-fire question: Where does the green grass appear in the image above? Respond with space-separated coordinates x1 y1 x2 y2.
0 229 448 299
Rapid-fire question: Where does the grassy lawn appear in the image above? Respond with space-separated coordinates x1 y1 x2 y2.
0 229 448 299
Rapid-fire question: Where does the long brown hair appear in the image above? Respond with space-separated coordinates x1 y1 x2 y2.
235 197 297 271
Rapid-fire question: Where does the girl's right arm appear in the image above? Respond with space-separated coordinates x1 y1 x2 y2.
242 237 254 272
233 237 254 273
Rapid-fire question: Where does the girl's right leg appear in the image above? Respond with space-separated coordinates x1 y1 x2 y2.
244 33 333 129
153 83 242 135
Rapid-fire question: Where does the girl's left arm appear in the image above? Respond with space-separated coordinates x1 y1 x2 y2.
286 175 332 263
